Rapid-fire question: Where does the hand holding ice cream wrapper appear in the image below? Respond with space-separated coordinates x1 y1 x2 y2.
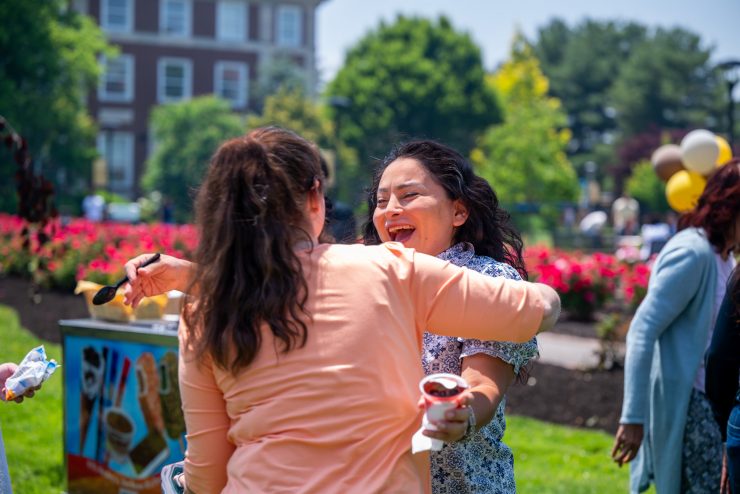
3 346 59 401
412 373 469 453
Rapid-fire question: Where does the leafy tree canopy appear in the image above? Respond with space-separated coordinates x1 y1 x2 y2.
142 96 243 222
626 160 670 214
0 0 112 213
610 27 722 136
472 34 579 229
326 15 502 205
246 87 358 203
532 19 722 172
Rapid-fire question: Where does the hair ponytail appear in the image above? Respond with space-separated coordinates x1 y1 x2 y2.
183 127 323 373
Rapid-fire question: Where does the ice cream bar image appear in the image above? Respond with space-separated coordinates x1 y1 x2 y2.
80 346 104 452
129 429 170 477
136 353 165 434
158 352 185 440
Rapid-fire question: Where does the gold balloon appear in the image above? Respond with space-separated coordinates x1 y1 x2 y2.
665 170 706 213
651 144 684 182
716 135 733 167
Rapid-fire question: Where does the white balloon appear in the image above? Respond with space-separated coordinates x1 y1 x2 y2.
680 129 719 176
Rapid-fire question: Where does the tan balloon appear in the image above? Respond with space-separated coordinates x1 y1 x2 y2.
651 144 684 182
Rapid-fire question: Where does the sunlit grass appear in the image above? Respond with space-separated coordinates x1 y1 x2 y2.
0 304 654 493
0 305 64 493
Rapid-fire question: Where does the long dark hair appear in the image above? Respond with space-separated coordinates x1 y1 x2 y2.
182 127 324 373
678 159 740 253
362 140 527 279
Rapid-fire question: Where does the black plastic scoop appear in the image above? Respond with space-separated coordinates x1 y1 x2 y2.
92 253 161 305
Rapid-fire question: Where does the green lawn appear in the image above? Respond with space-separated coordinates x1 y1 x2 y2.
0 305 64 493
0 304 640 493
508 416 632 492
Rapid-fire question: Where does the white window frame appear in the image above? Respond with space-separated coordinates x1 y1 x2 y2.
159 0 191 37
98 54 135 102
214 61 249 109
276 5 302 47
157 58 193 103
216 1 247 42
101 0 133 33
97 131 135 195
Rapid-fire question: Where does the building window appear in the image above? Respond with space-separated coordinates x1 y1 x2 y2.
99 54 134 102
101 0 132 32
216 1 247 42
157 58 192 103
97 131 135 195
214 62 248 108
160 0 191 37
276 5 302 47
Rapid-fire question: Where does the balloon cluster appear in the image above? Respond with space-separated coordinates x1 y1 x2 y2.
650 130 733 212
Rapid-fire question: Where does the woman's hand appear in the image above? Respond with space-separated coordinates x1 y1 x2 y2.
421 391 474 443
0 362 40 404
611 423 644 467
123 253 194 308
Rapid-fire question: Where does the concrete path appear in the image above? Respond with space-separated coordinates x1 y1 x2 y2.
536 332 625 370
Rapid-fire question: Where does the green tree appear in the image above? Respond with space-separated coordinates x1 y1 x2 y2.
610 27 722 136
472 35 579 231
625 160 670 214
532 19 647 162
142 96 243 222
246 87 358 203
0 0 112 213
326 15 502 205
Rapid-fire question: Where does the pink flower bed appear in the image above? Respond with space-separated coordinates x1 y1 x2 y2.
0 214 198 290
524 246 651 319
0 214 652 316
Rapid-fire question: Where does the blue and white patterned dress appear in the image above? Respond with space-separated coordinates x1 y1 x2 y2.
425 242 539 494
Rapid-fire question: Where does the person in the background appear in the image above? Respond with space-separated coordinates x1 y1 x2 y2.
1 361 41 494
81 191 105 222
612 159 740 494
363 140 537 494
612 191 640 236
161 198 174 224
123 127 561 493
639 213 672 261
705 265 740 494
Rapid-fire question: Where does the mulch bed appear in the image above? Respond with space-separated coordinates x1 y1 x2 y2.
0 276 624 435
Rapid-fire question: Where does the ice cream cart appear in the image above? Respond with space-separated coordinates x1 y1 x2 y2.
59 319 186 494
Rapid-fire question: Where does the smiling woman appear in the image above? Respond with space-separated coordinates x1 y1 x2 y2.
364 140 536 494
373 157 467 254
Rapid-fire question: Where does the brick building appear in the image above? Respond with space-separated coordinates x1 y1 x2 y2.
73 0 325 198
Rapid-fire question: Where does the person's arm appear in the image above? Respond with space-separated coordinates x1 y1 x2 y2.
407 249 559 343
612 244 708 466
123 254 197 308
178 330 234 494
705 289 740 442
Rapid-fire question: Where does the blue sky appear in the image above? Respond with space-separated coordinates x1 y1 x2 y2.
316 0 740 86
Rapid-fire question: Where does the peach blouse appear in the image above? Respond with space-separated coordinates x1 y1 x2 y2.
179 243 545 493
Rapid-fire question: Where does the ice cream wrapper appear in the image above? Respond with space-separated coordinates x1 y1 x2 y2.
4 345 59 401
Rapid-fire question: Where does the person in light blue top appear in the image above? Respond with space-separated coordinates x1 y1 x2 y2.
364 140 538 493
612 159 740 493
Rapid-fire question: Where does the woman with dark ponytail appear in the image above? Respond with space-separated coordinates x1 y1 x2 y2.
123 127 560 494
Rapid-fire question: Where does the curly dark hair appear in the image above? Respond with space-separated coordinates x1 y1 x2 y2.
678 159 740 254
182 127 324 373
362 140 527 279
